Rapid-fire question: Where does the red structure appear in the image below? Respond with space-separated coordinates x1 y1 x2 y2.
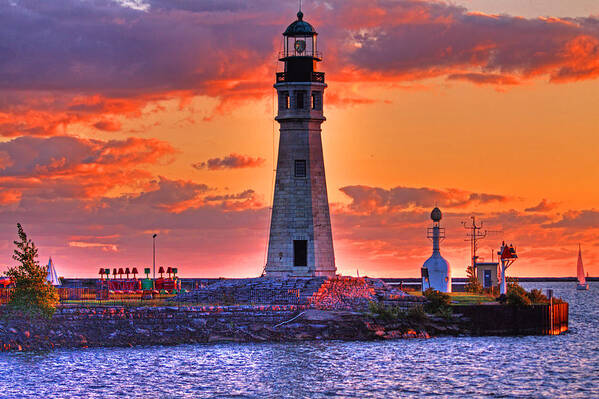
96 266 181 299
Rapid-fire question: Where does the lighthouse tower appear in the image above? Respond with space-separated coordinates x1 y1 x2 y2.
422 207 451 292
264 10 336 278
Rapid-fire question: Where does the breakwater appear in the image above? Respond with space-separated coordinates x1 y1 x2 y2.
0 305 430 351
0 301 568 351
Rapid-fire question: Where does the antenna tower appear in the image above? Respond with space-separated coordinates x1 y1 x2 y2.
462 216 501 270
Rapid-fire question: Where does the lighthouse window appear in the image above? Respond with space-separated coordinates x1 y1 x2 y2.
296 91 305 109
280 91 290 110
294 160 307 177
312 92 322 110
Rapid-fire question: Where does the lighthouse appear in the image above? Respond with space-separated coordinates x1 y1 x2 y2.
422 207 451 292
264 10 336 278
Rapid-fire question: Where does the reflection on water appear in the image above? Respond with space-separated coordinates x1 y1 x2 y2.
1 282 598 398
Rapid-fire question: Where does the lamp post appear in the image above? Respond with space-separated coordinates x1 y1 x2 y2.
152 233 157 288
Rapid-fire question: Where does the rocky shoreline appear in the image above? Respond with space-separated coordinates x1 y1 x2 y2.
0 305 458 352
0 299 568 352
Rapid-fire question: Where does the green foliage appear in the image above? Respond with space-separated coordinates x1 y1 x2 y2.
505 279 531 306
367 301 429 323
436 306 454 320
423 288 451 314
406 305 427 322
4 224 59 318
527 289 549 304
465 265 482 294
367 301 403 322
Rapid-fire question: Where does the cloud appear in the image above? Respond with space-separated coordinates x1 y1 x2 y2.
192 154 266 171
0 189 21 206
68 241 119 252
525 199 558 212
447 73 520 86
542 209 599 229
0 175 268 278
93 119 122 132
1 0 598 136
339 185 507 214
0 135 176 200
339 2 599 85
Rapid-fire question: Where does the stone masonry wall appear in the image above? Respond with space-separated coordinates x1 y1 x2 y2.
265 80 335 278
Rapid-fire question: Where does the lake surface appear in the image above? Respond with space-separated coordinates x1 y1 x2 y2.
1 282 598 398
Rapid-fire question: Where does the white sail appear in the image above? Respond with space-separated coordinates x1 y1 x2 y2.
47 257 61 286
577 245 586 285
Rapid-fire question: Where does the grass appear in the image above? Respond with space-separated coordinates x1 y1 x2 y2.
407 291 496 305
449 293 496 305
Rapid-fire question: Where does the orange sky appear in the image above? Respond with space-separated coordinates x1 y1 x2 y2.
0 0 598 278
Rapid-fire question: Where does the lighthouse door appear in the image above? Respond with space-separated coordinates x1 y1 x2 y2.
483 270 492 288
293 240 308 266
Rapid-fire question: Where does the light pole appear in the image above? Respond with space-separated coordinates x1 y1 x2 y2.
152 234 157 286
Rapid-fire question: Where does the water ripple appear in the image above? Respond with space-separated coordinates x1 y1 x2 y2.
1 282 597 398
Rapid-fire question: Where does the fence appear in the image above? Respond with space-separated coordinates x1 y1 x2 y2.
453 302 568 335
0 288 12 305
0 287 179 307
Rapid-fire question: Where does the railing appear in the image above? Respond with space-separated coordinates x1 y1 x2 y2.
278 51 323 60
0 288 12 305
276 71 325 83
0 286 302 307
0 287 179 307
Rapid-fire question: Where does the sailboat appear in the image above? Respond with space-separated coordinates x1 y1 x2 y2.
46 257 61 286
576 245 589 290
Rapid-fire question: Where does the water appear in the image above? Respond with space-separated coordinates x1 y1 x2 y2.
1 282 598 398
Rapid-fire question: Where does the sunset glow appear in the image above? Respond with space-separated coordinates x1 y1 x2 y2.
1 0 598 278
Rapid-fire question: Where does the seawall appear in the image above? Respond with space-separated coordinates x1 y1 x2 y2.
0 302 568 351
0 305 437 351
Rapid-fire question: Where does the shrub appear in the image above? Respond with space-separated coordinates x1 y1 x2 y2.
423 288 451 314
407 305 427 322
5 224 59 318
367 301 403 321
436 306 453 320
527 289 548 304
505 280 531 307
465 265 482 294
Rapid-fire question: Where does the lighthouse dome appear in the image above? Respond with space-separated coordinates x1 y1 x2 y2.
431 207 442 222
284 11 317 36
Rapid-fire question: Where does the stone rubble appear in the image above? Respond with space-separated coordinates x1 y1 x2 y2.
171 276 426 311
0 304 450 352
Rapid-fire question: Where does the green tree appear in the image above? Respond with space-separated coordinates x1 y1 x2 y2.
465 265 482 294
5 223 59 318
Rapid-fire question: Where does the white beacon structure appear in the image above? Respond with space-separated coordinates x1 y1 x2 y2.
422 207 451 293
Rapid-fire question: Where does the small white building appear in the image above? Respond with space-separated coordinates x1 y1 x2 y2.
421 207 451 292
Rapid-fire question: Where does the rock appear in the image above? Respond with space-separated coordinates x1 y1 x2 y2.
208 335 241 343
307 324 328 330
300 309 341 322
294 332 313 340
383 330 403 339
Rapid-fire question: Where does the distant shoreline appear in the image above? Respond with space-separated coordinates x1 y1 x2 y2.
59 277 597 287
